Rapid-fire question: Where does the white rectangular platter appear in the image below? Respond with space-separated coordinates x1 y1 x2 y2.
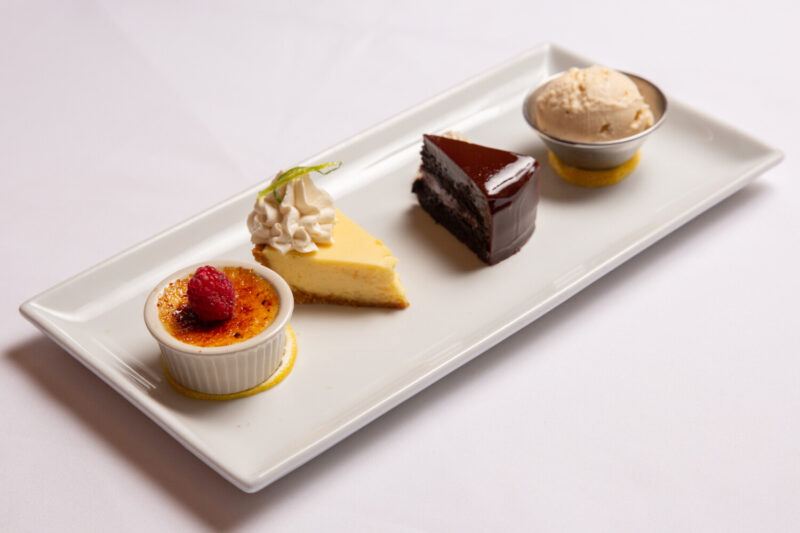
20 44 783 492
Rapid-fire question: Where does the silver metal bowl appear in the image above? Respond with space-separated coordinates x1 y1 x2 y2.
522 70 668 170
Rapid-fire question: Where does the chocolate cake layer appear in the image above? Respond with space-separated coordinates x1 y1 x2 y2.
412 134 540 265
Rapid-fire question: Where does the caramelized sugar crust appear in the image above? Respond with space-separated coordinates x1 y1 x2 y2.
157 267 279 347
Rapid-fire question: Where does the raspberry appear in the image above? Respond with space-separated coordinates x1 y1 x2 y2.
187 266 235 322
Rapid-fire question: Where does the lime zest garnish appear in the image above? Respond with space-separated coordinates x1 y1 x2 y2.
258 162 342 202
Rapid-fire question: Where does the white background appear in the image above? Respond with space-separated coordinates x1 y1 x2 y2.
2 1 799 531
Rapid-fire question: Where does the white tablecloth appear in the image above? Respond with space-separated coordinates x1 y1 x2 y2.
2 1 798 531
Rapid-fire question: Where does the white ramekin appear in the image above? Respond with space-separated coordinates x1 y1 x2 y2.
143 260 294 395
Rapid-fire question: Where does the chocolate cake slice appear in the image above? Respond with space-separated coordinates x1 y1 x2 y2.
412 134 540 265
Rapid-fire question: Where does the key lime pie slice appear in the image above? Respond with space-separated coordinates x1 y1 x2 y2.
247 163 409 308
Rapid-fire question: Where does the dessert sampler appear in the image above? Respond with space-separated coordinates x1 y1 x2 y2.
248 163 409 308
144 61 664 400
412 134 540 265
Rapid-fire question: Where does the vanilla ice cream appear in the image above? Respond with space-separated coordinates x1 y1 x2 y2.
534 66 654 143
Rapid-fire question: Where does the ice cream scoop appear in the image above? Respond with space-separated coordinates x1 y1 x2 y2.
535 66 654 143
522 68 667 170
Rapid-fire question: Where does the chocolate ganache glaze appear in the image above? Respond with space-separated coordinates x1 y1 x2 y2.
412 134 540 264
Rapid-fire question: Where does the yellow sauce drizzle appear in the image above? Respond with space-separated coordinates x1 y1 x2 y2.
548 150 641 187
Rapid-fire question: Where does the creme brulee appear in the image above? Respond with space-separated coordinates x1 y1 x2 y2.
156 266 279 348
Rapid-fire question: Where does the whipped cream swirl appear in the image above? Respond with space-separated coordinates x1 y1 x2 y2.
247 172 336 254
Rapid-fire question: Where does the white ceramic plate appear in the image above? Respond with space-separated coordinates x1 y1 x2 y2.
20 44 783 492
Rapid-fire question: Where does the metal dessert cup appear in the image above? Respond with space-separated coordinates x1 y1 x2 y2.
522 70 668 170
144 260 294 395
